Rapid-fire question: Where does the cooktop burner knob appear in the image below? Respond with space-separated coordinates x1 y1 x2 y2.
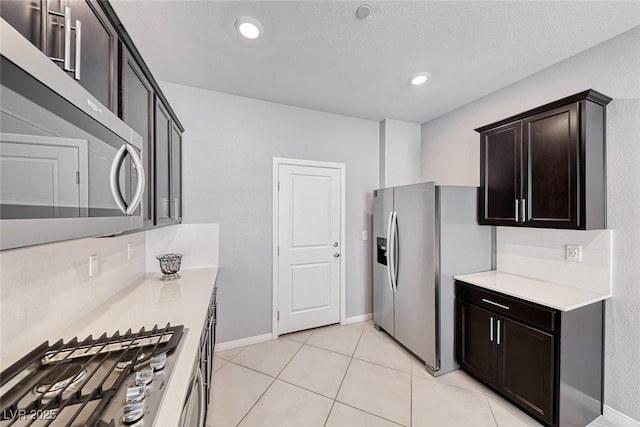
150 353 167 371
125 386 146 403
134 368 154 387
122 402 144 424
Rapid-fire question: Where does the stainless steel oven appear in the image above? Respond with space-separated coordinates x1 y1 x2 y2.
179 357 206 427
0 19 144 250
179 285 217 426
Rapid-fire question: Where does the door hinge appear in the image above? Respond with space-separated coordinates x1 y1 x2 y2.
277 311 280 321
76 171 80 184
277 181 280 191
277 246 280 256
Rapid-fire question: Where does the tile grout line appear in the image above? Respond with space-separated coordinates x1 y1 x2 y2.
232 332 313 426
322 320 368 427
336 401 406 427
410 367 413 427
275 340 307 378
233 375 277 427
351 353 413 375
217 346 248 362
276 376 338 401
485 393 500 427
224 360 276 379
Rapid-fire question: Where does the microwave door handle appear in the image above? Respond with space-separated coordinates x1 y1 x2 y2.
125 144 145 215
109 144 128 214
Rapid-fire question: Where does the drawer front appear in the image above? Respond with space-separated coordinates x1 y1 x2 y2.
455 280 557 332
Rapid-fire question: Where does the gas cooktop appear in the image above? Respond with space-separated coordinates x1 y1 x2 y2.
0 324 184 426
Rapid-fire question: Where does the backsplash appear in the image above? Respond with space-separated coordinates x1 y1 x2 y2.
496 227 612 295
0 232 146 368
145 224 219 272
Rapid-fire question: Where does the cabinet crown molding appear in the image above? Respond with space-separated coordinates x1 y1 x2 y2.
474 89 612 133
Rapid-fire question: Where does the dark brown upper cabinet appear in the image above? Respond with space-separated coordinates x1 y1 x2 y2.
4 0 185 231
119 44 154 227
477 90 611 230
153 99 183 227
60 0 118 110
155 99 173 227
170 122 182 223
2 0 118 111
0 0 42 49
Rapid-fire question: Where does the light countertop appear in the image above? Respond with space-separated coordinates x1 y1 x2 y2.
454 270 611 311
60 267 218 427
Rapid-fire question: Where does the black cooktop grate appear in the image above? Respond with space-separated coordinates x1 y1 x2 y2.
0 323 183 426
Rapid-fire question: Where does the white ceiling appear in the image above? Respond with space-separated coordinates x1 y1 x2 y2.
110 1 640 124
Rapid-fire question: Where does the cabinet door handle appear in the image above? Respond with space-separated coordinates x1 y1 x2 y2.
521 198 526 223
490 317 494 342
482 298 510 310
515 199 519 223
497 319 501 345
63 7 72 71
74 19 81 80
47 8 71 67
172 197 179 220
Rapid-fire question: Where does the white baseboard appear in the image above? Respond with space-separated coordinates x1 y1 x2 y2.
600 406 640 427
214 333 273 352
341 313 372 325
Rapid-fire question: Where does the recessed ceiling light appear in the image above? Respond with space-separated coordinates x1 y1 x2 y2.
410 72 431 86
236 16 263 40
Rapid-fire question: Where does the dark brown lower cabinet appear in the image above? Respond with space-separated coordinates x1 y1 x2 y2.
458 302 496 385
456 280 604 427
499 317 554 425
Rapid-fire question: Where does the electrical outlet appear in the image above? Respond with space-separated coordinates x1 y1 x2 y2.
566 245 582 262
127 242 134 261
89 254 99 276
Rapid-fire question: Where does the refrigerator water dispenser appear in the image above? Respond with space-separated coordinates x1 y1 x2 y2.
376 237 387 265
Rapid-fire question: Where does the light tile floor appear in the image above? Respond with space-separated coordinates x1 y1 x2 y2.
207 320 550 427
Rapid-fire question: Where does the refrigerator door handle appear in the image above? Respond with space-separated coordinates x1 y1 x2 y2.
390 211 398 293
386 211 394 292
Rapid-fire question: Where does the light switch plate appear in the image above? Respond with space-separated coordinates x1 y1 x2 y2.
362 230 368 241
566 245 582 262
127 242 134 261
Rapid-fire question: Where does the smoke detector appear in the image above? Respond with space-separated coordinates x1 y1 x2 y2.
356 5 371 19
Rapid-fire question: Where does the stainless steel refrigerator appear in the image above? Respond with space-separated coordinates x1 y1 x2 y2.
373 182 492 376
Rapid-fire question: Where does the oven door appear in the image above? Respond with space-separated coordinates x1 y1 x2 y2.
0 21 144 249
179 359 207 427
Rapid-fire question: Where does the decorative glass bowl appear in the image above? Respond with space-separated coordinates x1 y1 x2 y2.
156 253 183 281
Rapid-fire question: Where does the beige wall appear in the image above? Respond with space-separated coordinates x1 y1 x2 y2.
420 27 640 420
159 82 379 343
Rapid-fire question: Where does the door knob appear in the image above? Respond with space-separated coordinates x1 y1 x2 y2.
333 252 340 258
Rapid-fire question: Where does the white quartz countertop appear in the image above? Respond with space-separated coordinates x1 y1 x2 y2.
60 267 218 427
453 270 611 312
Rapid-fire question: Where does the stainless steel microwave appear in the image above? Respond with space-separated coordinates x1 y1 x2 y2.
0 20 144 250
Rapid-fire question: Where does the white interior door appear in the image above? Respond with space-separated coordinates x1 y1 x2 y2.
277 163 342 335
0 142 80 215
